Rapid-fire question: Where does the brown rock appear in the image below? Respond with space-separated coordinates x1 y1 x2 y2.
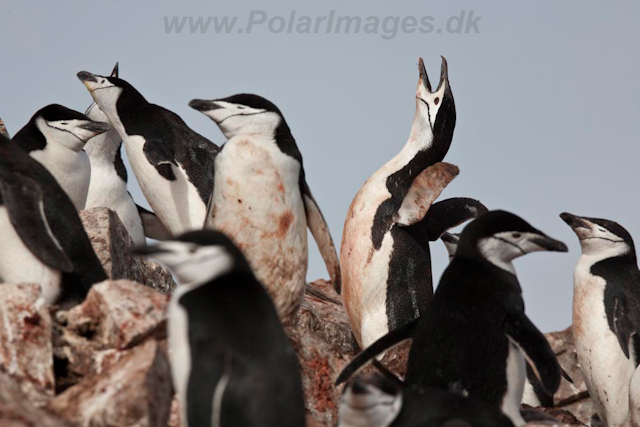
48 339 173 427
0 372 70 426
0 283 54 405
61 280 169 351
80 208 176 294
167 394 182 427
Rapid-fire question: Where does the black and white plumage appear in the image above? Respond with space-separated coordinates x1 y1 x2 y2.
77 71 219 234
0 134 106 307
12 104 110 210
133 230 305 427
339 373 514 427
561 212 640 426
337 211 567 426
189 94 340 323
83 63 172 245
340 57 464 348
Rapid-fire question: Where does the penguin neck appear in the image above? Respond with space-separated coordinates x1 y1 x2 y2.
390 111 435 172
85 130 121 163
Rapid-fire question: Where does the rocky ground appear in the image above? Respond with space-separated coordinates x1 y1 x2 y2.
0 208 595 426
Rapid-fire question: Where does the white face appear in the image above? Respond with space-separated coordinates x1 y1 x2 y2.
478 231 553 274
35 117 107 152
81 76 123 123
144 242 234 287
339 381 402 427
571 219 630 258
200 101 281 139
416 78 447 131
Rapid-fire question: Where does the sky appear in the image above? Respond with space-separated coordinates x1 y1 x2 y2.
1 0 639 332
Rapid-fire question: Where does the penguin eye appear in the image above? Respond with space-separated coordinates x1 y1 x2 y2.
434 97 440 105
189 247 197 254
237 106 245 110
512 233 521 239
60 122 68 126
598 228 606 233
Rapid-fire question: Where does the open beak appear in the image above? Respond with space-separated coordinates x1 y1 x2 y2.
189 99 222 112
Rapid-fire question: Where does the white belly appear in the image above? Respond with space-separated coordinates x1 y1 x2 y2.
502 342 526 426
122 135 206 235
168 290 191 427
31 146 91 210
85 162 145 246
573 257 634 427
0 207 61 303
210 136 307 322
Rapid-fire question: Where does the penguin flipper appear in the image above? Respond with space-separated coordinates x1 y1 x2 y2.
420 197 488 241
503 312 561 395
396 162 459 227
143 139 178 181
612 294 637 359
136 204 173 241
302 181 341 293
335 319 418 385
0 174 73 272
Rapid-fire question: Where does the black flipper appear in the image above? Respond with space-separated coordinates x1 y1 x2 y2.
503 312 561 395
526 363 554 407
613 294 637 359
421 197 488 241
143 139 178 181
136 204 173 240
0 174 73 272
335 319 418 385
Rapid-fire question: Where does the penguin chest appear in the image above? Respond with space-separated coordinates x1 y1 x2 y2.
211 137 307 319
0 207 61 303
85 163 145 246
501 342 526 426
122 135 206 234
573 259 635 425
30 146 91 210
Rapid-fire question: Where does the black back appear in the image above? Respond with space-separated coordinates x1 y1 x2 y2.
13 104 90 153
0 135 106 306
112 78 219 203
179 263 305 427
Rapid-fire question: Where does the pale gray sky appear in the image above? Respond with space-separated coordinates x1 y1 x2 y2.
2 0 639 332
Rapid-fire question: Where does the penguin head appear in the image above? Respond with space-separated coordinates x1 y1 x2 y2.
85 62 119 123
28 104 109 152
414 56 455 140
560 212 634 258
189 94 288 139
339 374 402 427
132 230 248 287
457 210 568 273
77 70 145 122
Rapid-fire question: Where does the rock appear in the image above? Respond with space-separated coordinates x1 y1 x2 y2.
0 283 54 405
167 394 182 427
545 327 596 424
0 372 70 426
48 339 173 427
80 208 176 294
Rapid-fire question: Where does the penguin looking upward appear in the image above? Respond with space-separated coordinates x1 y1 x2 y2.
76 71 220 234
0 134 106 307
339 373 514 427
83 63 172 245
0 118 8 138
337 211 567 426
340 57 464 348
133 230 305 427
12 105 109 210
561 212 640 427
189 93 341 323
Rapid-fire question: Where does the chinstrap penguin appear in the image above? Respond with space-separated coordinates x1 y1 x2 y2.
189 93 341 323
83 63 172 245
340 57 463 348
12 104 109 210
561 212 640 427
337 210 567 426
0 134 106 307
77 70 219 235
339 373 514 427
133 230 305 427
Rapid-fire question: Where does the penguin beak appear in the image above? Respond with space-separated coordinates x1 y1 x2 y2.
560 212 591 231
189 99 222 113
130 244 172 257
418 57 432 92
440 232 459 245
436 56 449 92
79 121 110 135
530 234 569 253
77 71 98 83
